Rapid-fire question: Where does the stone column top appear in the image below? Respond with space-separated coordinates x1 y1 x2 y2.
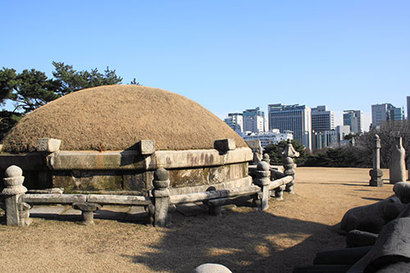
2 165 27 195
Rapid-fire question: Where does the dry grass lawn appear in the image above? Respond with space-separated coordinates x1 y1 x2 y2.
0 167 394 273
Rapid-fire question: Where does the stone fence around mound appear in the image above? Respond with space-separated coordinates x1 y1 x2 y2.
0 149 297 227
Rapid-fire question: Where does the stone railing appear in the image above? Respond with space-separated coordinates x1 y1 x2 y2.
0 142 297 227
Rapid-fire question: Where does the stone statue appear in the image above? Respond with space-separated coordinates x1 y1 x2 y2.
390 136 406 184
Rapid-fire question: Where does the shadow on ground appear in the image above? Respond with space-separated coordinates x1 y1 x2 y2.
121 198 345 273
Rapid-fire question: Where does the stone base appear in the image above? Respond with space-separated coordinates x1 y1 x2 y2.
369 169 383 187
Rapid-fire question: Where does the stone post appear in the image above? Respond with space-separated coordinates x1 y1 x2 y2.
275 185 286 200
72 202 101 225
38 138 62 189
1 165 31 226
253 161 271 210
282 139 299 193
152 168 170 227
390 136 406 184
369 134 383 187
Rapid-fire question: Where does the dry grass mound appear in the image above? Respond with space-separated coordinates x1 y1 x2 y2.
2 85 247 153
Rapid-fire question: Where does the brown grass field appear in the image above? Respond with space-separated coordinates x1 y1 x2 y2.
0 167 394 273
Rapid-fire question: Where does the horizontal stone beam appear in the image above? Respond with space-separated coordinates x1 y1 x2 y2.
169 176 253 196
22 194 86 204
22 193 151 206
86 194 151 205
46 147 252 170
170 185 260 204
267 176 293 191
149 147 253 170
47 150 146 170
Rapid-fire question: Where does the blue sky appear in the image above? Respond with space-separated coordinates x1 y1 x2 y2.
1 1 409 130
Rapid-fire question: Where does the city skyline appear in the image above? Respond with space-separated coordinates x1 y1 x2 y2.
225 98 407 133
1 1 409 127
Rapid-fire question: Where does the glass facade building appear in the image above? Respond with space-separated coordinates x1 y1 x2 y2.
268 104 312 149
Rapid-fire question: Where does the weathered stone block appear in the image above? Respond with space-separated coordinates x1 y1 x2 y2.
214 139 236 154
37 138 61 153
138 140 155 155
52 171 123 192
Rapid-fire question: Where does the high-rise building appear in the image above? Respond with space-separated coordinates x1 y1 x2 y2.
371 103 403 129
243 107 265 133
389 107 404 121
343 110 363 134
224 113 243 133
407 96 410 120
268 104 312 149
311 105 334 133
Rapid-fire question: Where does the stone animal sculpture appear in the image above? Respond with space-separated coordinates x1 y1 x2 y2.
393 181 410 204
340 196 404 234
346 217 410 273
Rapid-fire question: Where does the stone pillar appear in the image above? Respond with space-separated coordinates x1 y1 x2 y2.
253 161 271 210
390 136 406 184
72 202 101 225
275 185 286 200
263 153 274 199
152 168 170 227
263 153 270 164
282 139 299 193
252 141 263 165
369 134 383 187
1 165 31 226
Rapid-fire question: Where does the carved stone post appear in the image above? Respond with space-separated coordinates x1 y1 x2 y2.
72 202 101 225
253 161 270 210
1 165 31 226
282 139 299 193
152 168 170 227
390 136 406 184
369 134 383 187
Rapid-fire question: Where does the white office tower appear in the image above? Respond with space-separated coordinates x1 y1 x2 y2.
224 113 243 133
243 107 265 133
343 110 363 134
268 104 312 150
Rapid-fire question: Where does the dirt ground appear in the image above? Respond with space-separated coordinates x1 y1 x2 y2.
0 167 394 273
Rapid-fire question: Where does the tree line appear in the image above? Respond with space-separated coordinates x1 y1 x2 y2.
0 62 138 139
